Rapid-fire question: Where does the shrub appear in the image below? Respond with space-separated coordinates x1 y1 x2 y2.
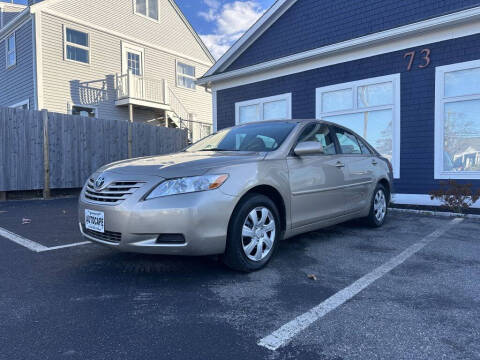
430 180 480 214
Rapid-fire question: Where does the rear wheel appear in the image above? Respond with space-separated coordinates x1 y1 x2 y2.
223 194 280 272
365 184 388 227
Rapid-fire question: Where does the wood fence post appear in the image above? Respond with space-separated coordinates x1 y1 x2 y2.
42 109 50 199
128 104 133 158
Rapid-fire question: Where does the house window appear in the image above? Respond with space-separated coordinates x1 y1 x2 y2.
128 52 141 75
135 0 159 21
177 62 196 90
71 105 97 118
6 33 16 68
435 60 480 179
65 27 89 64
316 74 401 178
235 93 292 124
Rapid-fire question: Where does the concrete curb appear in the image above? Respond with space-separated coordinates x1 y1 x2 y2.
390 207 480 220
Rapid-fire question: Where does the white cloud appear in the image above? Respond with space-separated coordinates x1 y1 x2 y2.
200 34 232 60
199 0 220 21
205 0 221 9
199 1 266 60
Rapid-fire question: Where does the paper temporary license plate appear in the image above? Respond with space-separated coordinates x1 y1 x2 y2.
85 209 105 233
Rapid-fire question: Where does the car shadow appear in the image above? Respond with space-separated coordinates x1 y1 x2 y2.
73 217 389 281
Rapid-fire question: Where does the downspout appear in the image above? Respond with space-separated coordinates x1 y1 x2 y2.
31 8 44 110
31 13 38 110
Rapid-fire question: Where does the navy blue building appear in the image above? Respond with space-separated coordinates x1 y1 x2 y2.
199 0 480 207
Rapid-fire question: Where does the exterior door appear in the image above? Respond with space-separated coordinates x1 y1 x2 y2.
287 123 346 228
122 43 145 99
332 126 375 214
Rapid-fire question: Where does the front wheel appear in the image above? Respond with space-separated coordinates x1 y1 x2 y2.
223 194 280 272
365 184 388 227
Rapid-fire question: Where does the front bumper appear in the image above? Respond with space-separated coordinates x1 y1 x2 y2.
78 174 238 256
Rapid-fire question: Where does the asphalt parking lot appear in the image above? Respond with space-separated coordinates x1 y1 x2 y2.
1 198 479 360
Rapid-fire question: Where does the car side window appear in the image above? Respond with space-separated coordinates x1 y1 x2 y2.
334 127 362 154
359 140 372 155
297 123 337 155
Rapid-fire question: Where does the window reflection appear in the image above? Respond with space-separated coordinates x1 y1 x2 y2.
358 82 393 108
324 110 393 161
322 89 353 113
239 105 259 124
264 100 288 120
444 100 480 172
445 67 480 98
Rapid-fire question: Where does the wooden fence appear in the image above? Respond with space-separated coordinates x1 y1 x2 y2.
0 107 187 193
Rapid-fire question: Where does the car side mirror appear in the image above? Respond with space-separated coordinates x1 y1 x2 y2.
294 141 325 156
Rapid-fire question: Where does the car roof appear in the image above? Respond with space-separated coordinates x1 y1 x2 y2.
231 118 341 128
232 119 321 125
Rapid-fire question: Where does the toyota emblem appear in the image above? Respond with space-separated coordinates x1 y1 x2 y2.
95 176 105 190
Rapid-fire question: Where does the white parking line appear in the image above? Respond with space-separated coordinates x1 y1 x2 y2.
42 241 91 252
0 226 49 252
258 217 464 351
0 226 90 253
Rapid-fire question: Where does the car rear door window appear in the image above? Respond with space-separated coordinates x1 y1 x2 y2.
334 128 362 154
359 140 372 155
298 123 337 155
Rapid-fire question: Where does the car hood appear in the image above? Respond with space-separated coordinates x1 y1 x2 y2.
98 151 266 178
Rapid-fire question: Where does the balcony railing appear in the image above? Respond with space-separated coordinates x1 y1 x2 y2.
116 71 169 105
115 71 213 143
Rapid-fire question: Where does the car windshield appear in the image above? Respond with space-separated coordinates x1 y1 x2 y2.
186 122 296 152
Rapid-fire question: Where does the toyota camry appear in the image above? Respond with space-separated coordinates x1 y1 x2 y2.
79 120 393 272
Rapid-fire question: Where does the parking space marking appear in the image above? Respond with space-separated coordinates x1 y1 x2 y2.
42 241 91 252
0 226 50 252
258 217 464 351
0 226 91 253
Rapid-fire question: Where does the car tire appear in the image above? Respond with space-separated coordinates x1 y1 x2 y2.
223 193 281 272
365 184 389 227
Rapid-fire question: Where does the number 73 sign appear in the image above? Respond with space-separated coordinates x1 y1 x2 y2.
404 49 431 71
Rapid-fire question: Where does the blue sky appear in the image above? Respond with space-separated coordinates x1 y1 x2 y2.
8 0 276 59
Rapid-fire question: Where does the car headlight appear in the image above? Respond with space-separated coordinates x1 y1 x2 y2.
145 174 229 200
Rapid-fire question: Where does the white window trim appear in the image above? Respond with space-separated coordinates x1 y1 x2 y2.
68 103 98 118
235 93 292 125
121 41 145 75
6 32 16 69
435 59 480 180
176 60 196 91
9 99 29 109
316 74 401 179
133 0 160 23
63 25 91 65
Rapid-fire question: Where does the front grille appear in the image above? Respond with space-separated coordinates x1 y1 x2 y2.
82 225 122 243
85 178 144 204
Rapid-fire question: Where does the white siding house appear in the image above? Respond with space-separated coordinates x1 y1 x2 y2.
0 0 214 142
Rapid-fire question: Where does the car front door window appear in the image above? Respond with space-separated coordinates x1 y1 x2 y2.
297 123 337 155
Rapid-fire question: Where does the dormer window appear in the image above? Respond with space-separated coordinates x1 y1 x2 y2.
135 0 159 21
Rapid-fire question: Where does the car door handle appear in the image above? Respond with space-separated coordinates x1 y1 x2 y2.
372 159 378 165
336 161 345 168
